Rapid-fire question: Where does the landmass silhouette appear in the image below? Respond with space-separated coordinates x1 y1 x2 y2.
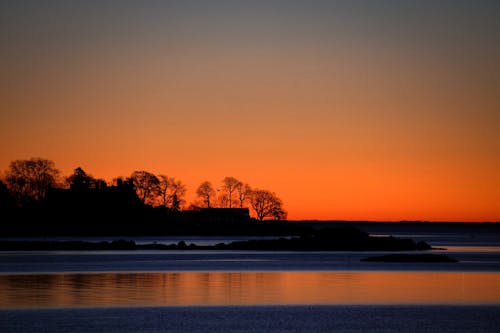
1 159 288 236
0 227 435 252
0 158 494 260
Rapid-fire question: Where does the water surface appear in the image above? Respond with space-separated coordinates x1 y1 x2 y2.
1 248 499 273
1 271 499 309
2 305 499 333
1 228 499 331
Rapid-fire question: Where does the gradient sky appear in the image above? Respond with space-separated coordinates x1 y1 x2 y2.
1 1 499 221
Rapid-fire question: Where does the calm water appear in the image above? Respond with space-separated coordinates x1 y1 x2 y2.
1 271 499 308
1 227 499 332
2 306 500 333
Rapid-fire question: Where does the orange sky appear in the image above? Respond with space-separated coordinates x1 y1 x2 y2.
1 1 499 221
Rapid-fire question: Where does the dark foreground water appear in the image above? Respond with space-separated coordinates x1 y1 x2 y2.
2 305 500 332
1 225 499 332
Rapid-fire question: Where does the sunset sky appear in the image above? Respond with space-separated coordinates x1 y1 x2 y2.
1 1 499 221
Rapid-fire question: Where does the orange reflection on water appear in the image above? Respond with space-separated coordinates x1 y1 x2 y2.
0 271 499 308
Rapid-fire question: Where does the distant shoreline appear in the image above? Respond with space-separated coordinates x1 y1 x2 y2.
290 220 500 232
1 220 498 238
288 220 500 224
0 227 433 252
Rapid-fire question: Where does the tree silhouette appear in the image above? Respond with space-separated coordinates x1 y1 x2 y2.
157 175 171 207
1 158 291 234
130 171 159 205
235 182 252 208
221 176 240 208
170 178 187 211
4 158 59 206
196 181 216 208
66 167 94 191
158 175 187 210
249 189 286 221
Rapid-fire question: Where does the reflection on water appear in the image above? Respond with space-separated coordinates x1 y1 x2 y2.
435 246 500 253
1 271 499 308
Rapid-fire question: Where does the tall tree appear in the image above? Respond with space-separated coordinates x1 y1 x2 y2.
196 181 215 208
130 171 160 205
158 175 187 210
157 175 171 208
221 176 240 208
235 182 252 208
5 158 59 206
170 178 187 211
249 189 286 221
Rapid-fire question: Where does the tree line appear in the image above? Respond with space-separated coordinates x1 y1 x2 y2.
1 158 286 221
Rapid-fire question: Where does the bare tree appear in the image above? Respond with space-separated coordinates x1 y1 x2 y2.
130 170 160 205
5 158 60 206
169 179 187 211
158 175 187 211
249 189 286 221
157 175 171 208
221 176 240 208
235 182 252 208
271 205 287 220
196 181 215 208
